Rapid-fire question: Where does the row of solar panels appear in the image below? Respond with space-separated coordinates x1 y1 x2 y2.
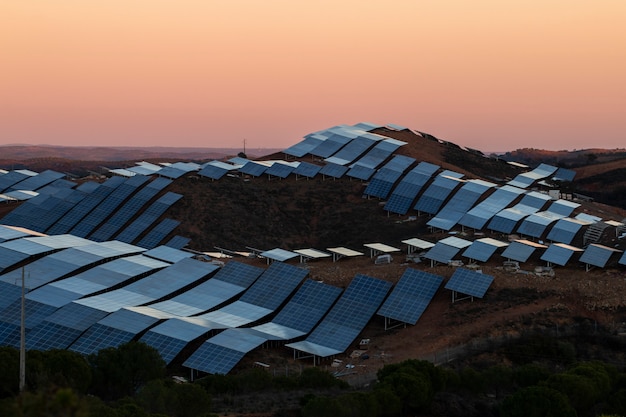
0 232 492 375
0 173 187 250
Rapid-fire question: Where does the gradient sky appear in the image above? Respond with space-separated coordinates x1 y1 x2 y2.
2 1 625 152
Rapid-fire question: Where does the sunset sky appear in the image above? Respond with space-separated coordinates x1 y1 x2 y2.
2 1 625 152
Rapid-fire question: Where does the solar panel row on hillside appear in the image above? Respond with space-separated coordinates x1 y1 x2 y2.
384 162 439 215
414 171 464 214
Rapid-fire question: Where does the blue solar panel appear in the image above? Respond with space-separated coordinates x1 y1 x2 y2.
458 185 525 230
114 191 182 244
488 208 533 234
445 268 494 298
46 176 126 235
427 180 495 231
8 170 65 191
287 274 391 356
384 163 440 215
377 269 443 324
165 235 191 249
579 244 620 268
540 243 582 266
183 337 256 375
89 178 172 242
501 241 545 262
351 139 405 169
136 219 181 249
309 134 351 158
239 262 308 309
414 171 464 214
293 162 321 179
140 329 190 363
324 137 377 166
319 163 349 179
239 161 268 177
283 136 326 158
198 164 229 180
461 239 507 262
70 175 150 238
546 218 586 244
383 155 415 173
264 163 295 179
553 167 576 182
346 165 376 181
423 243 463 265
363 169 403 199
618 251 626 267
0 171 33 193
517 212 563 238
547 200 580 217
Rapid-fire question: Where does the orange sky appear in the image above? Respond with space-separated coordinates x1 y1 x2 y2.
2 1 625 152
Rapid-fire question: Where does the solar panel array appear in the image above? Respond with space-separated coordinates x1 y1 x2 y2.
508 163 558 188
265 162 296 179
319 163 349 179
140 262 307 363
462 238 509 263
283 136 326 158
88 178 173 242
24 257 213 350
579 244 621 268
377 268 443 325
293 162 321 179
517 211 564 238
183 280 342 374
309 133 352 158
0 171 35 193
325 137 378 166
427 180 496 230
414 171 464 214
423 237 472 265
70 175 150 238
445 268 494 299
346 165 376 181
239 161 268 177
136 218 181 249
363 169 404 199
501 240 547 262
540 243 583 266
286 274 392 357
46 176 127 235
384 162 439 215
458 185 525 230
114 192 182 244
7 170 66 192
351 139 405 169
546 217 589 244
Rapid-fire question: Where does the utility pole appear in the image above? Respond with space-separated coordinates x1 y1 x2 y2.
19 268 26 392
243 138 247 155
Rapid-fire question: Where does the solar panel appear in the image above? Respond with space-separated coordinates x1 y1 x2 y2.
25 257 214 350
283 136 326 158
346 165 376 181
462 238 509 262
619 251 626 267
238 262 308 309
501 240 547 262
183 280 343 374
319 163 349 179
508 163 558 188
488 207 534 234
423 240 467 265
293 162 321 179
164 235 191 249
264 162 296 179
350 139 405 169
309 133 351 158
445 268 494 299
517 211 564 238
88 178 173 242
547 199 580 217
286 274 392 357
239 161 268 177
0 171 34 193
46 176 126 235
113 190 182 244
377 268 443 324
540 243 583 266
546 217 589 244
324 137 377 166
458 185 525 230
363 168 404 199
414 171 464 214
70 175 150 238
427 180 496 231
135 219 181 249
0 225 33 243
198 164 229 180
260 248 299 263
553 167 576 182
384 162 439 215
579 244 622 268
142 245 193 263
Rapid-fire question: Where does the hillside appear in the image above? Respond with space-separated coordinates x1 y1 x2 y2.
2 125 626 397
